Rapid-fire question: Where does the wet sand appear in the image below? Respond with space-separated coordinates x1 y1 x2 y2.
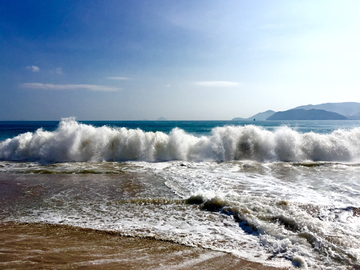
0 222 290 270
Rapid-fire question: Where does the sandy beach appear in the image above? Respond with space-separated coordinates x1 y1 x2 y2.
0 222 289 270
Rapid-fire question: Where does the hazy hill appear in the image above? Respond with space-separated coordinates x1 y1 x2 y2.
232 110 276 121
294 102 360 118
232 102 360 121
267 109 347 120
231 117 246 121
247 110 276 121
157 117 167 121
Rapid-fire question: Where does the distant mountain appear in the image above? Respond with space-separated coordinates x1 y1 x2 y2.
247 110 276 121
294 102 360 118
231 117 246 121
267 109 347 120
353 111 360 117
232 110 276 121
157 117 167 121
233 102 360 121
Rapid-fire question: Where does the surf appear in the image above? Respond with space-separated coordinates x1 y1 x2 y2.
1 118 360 163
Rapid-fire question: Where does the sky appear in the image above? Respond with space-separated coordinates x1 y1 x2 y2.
1 0 360 120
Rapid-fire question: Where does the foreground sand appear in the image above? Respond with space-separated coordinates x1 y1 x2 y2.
0 222 290 270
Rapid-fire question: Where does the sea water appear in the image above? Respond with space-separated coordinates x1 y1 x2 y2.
0 118 359 269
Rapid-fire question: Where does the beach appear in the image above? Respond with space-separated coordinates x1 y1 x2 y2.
1 120 360 269
0 222 287 270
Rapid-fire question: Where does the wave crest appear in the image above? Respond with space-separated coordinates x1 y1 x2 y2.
1 118 360 163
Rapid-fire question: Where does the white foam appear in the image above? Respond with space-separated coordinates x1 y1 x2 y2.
2 159 360 269
1 118 360 163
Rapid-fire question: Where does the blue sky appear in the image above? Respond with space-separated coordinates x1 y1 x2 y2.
1 0 360 120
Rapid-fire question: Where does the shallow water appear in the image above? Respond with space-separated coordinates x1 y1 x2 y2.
0 160 359 269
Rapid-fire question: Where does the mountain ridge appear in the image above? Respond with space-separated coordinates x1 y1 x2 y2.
232 102 360 121
232 110 276 121
267 109 347 120
294 102 360 118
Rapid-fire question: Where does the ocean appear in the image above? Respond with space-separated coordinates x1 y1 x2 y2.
0 118 360 269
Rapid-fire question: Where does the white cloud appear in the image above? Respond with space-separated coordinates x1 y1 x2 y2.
55 67 63 75
165 84 171 87
26 65 40 72
20 83 121 92
106 76 130 80
195 81 240 87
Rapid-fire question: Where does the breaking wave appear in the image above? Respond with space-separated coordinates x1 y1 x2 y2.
1 118 360 163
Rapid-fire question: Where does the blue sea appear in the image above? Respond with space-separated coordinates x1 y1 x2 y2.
1 118 360 269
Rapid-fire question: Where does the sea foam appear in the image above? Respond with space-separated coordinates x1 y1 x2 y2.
1 118 360 163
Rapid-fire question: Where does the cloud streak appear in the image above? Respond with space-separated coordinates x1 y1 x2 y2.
26 66 40 72
20 83 121 92
195 81 240 87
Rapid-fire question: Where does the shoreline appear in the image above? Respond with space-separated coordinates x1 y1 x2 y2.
0 222 291 269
